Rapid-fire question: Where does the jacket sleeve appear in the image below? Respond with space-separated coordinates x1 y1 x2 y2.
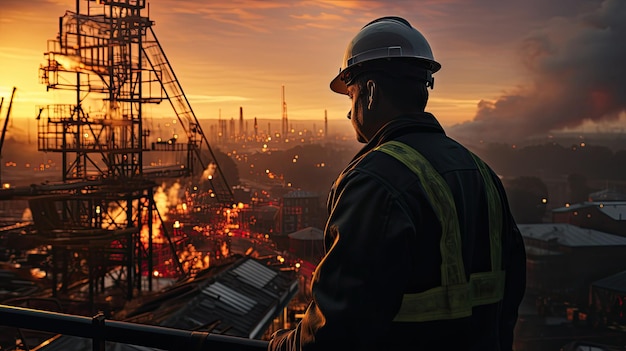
495 173 527 351
499 219 526 350
268 170 416 350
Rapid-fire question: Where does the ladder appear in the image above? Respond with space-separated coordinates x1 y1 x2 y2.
142 27 234 205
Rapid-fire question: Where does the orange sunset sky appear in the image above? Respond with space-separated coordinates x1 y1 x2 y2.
1 0 624 143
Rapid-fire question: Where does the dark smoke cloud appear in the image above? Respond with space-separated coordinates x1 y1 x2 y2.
448 0 626 144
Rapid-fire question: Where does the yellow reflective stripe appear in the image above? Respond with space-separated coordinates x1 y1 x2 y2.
374 141 505 322
375 141 465 286
470 270 505 306
393 270 506 322
393 284 472 322
470 153 503 271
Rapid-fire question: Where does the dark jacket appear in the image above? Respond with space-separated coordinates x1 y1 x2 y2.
269 113 526 351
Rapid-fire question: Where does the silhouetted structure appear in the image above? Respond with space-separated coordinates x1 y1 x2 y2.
0 0 235 312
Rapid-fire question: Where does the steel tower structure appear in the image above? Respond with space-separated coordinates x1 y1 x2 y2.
24 0 234 311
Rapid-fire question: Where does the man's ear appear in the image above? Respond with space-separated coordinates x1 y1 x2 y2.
366 80 376 110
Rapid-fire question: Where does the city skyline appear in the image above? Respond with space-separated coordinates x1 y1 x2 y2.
1 0 625 144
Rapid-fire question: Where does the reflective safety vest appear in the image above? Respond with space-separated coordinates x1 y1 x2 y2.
374 141 505 322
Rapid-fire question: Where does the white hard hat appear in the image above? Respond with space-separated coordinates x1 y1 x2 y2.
330 16 441 94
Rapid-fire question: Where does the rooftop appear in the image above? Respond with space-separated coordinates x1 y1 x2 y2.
519 223 626 247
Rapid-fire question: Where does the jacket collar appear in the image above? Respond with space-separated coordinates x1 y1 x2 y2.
353 112 445 160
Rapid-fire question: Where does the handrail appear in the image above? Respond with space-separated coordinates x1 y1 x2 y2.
0 304 268 351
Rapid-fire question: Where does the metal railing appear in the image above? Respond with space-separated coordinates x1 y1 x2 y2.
0 304 268 351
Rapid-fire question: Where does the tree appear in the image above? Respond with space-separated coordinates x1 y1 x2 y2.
505 176 549 224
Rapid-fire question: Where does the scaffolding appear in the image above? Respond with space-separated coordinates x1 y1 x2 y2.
18 0 234 312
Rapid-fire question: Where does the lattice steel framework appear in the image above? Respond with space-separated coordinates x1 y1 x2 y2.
27 0 234 311
37 0 233 204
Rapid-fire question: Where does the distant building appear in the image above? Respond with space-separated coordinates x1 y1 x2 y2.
274 190 324 250
552 201 626 237
278 190 324 234
287 226 324 264
589 188 626 202
250 205 279 234
232 185 251 204
590 270 626 328
520 223 626 307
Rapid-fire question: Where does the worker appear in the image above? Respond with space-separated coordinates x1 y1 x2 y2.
268 16 526 350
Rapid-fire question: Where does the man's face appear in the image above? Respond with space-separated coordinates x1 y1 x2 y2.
346 83 369 143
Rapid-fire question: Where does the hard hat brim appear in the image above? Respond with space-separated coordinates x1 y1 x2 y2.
329 57 440 95
330 72 348 95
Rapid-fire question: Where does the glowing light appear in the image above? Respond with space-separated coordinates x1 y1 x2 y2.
30 268 46 279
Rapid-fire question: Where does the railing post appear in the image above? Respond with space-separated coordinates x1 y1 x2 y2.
92 311 106 351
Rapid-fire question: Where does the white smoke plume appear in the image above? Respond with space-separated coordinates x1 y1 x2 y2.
201 162 217 182
154 184 171 221
167 181 182 207
449 0 626 144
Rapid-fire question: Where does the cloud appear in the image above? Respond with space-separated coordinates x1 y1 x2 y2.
448 0 626 144
187 94 250 104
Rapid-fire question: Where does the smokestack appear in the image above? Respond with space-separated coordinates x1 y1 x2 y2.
239 106 244 138
325 109 328 139
282 85 288 139
254 117 258 139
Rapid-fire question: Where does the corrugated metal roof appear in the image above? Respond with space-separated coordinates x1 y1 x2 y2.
202 282 257 314
519 223 626 247
596 202 626 221
233 259 278 289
